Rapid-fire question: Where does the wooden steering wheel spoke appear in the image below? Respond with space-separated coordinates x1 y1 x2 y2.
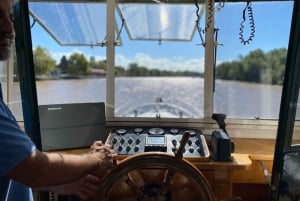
125 173 145 200
159 169 175 196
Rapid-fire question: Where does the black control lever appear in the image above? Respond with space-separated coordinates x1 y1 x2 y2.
175 131 190 159
212 113 228 135
212 113 234 153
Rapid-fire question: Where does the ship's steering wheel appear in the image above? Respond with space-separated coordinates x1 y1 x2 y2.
97 132 216 201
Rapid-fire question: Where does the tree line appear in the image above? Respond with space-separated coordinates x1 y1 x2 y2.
30 46 202 78
29 45 287 85
215 48 287 85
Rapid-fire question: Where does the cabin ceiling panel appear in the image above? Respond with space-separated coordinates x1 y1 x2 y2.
117 3 204 41
28 1 204 45
29 2 109 46
27 0 287 45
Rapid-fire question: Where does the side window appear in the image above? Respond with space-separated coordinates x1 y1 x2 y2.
29 3 107 106
214 2 292 119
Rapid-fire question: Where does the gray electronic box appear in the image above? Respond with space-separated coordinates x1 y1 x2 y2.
38 102 107 151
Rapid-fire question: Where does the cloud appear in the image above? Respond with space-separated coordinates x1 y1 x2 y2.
50 48 106 64
116 52 205 73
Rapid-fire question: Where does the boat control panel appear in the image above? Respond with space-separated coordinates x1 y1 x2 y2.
106 127 210 161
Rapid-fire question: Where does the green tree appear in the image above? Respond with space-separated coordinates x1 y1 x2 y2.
98 60 106 70
58 55 68 73
67 53 89 75
148 68 161 76
115 65 126 76
242 49 268 83
216 61 244 80
216 48 287 85
33 46 56 75
266 48 287 85
127 63 140 76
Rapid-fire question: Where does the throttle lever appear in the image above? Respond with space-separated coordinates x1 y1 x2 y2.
175 131 190 159
212 113 235 153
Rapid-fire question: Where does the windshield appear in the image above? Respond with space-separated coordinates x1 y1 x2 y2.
5 0 292 120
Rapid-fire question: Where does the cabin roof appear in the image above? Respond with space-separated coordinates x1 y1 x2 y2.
28 0 290 46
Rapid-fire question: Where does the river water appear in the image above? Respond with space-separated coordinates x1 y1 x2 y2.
34 77 283 119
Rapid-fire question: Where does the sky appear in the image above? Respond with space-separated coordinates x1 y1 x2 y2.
30 1 293 73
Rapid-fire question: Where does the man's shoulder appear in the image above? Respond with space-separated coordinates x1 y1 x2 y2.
0 98 18 122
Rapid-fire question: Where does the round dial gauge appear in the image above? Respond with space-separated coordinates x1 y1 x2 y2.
169 128 179 135
184 129 196 137
116 128 127 135
148 127 165 135
134 127 144 134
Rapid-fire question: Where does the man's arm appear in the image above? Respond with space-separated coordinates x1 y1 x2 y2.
6 142 116 188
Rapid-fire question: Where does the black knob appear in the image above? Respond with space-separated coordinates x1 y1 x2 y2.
126 146 131 152
188 140 192 146
135 138 141 144
118 146 123 152
120 138 125 144
112 137 118 144
172 139 177 146
197 147 204 156
128 138 133 144
134 146 139 152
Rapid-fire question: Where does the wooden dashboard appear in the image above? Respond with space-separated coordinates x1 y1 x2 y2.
48 136 275 201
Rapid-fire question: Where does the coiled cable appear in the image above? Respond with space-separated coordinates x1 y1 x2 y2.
205 0 214 32
239 1 255 45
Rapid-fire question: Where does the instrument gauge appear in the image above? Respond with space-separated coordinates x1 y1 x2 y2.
184 129 196 137
116 128 127 135
148 127 165 135
170 128 179 135
134 127 144 134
